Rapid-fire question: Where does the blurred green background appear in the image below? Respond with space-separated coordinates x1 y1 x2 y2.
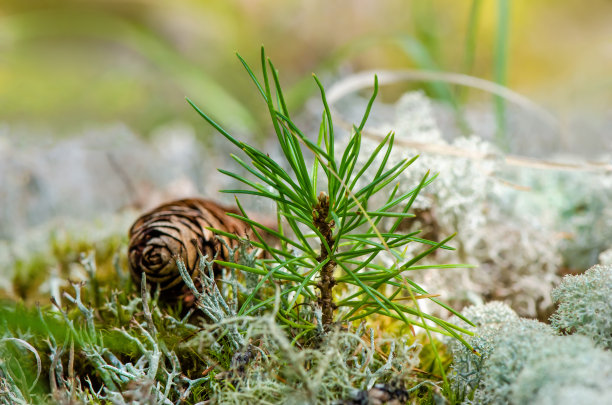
1 0 611 138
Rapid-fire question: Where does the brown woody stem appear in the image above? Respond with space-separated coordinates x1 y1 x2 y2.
314 192 337 326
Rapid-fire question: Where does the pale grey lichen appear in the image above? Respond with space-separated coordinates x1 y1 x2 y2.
446 302 521 400
505 161 612 271
207 319 423 404
472 319 555 404
550 264 612 350
44 279 204 405
447 301 612 404
598 247 612 266
177 255 245 351
456 301 519 328
511 334 612 405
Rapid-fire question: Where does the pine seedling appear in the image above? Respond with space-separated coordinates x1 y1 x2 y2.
187 48 473 347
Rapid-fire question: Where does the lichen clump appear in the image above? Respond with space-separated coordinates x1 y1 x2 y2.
448 302 612 404
550 264 612 350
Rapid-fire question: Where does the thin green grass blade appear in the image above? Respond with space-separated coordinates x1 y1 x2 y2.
396 35 457 110
494 0 510 151
464 1 483 81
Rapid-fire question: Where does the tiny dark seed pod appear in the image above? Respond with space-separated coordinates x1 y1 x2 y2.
127 198 251 294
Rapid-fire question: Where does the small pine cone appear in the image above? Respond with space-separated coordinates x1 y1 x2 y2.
128 198 251 294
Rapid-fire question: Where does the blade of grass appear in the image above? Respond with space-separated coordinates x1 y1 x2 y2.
494 0 511 151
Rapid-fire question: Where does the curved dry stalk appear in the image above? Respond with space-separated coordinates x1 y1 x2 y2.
326 69 558 128
327 69 612 174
